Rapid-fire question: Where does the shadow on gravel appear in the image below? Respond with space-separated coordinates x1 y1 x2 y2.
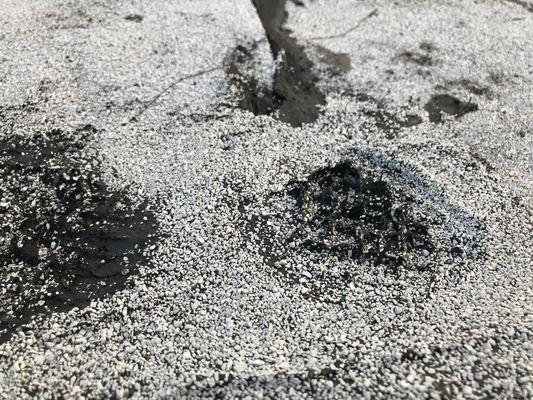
244 148 486 303
0 127 157 344
226 0 327 127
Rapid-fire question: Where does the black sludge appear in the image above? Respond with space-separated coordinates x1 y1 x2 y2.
285 161 432 268
0 128 157 343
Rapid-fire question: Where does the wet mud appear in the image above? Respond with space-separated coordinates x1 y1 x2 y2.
227 0 327 127
424 94 478 123
0 128 157 343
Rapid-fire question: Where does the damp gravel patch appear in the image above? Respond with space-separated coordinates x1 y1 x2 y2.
226 0 327 127
0 127 157 343
425 94 479 123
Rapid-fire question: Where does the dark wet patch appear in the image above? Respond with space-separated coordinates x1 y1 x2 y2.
419 42 436 52
178 366 362 398
457 80 492 98
245 149 487 303
227 0 326 127
314 45 352 75
0 127 157 343
362 108 423 134
43 9 96 30
403 114 423 126
469 151 495 172
443 79 493 99
488 71 506 86
424 94 478 123
282 162 433 271
226 44 277 117
345 91 422 136
124 14 143 22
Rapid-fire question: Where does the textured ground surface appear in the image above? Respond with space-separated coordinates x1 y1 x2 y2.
0 0 532 399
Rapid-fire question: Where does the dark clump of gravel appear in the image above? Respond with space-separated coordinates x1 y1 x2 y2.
0 127 157 343
252 151 487 303
424 94 479 123
281 162 433 278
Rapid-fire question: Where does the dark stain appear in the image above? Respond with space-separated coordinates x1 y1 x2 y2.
424 94 478 123
314 45 352 75
178 366 363 398
43 9 96 29
403 114 423 127
227 0 326 127
362 108 422 134
488 71 506 85
444 79 493 99
124 14 144 22
457 80 492 97
0 127 158 343
470 151 495 172
283 162 433 271
227 44 277 117
419 42 436 52
345 91 422 135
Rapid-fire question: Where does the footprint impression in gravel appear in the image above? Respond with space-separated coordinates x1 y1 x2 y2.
226 0 327 127
256 150 486 304
0 128 157 343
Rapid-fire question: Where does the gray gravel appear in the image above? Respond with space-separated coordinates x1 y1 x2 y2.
0 0 532 399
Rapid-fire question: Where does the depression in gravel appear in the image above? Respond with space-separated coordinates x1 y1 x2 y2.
0 1 531 399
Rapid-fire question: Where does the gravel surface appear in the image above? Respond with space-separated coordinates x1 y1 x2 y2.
0 0 532 399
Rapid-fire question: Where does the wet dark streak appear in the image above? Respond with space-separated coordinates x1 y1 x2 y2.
233 0 326 127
